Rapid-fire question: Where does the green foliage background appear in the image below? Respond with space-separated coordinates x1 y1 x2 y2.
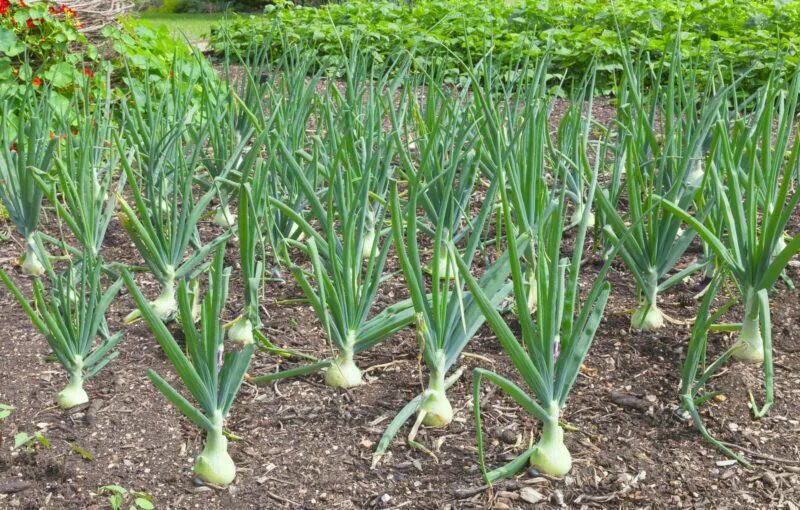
212 0 800 90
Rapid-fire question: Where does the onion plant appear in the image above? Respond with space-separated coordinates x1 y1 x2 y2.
596 49 728 330
197 66 256 228
391 69 481 274
310 61 396 257
677 270 753 464
116 132 229 323
658 74 800 384
227 150 270 345
36 85 125 259
472 62 550 313
455 151 610 480
122 247 255 486
0 90 57 275
253 119 415 387
724 71 800 288
551 73 597 229
119 64 198 198
258 52 323 267
0 255 124 408
372 173 511 464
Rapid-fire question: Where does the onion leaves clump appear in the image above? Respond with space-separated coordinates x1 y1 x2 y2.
1 256 124 409
456 144 610 480
122 247 254 486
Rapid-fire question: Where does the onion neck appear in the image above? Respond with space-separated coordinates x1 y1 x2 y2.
188 278 201 323
57 359 88 409
324 331 363 388
194 412 236 486
733 289 764 363
152 278 178 320
525 266 537 313
421 351 453 427
21 237 44 276
124 269 177 324
570 203 595 229
631 273 664 331
686 159 704 188
772 234 787 259
230 275 261 345
228 317 254 346
361 225 377 260
212 204 237 228
529 402 572 477
426 229 454 280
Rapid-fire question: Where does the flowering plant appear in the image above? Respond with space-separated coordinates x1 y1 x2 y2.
0 0 98 99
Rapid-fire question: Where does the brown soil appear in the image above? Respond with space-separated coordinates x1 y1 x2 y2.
1 99 800 510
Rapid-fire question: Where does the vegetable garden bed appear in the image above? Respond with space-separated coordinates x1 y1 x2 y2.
2 1 800 507
0 93 798 508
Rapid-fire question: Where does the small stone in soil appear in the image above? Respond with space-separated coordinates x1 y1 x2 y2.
519 487 545 504
497 429 517 445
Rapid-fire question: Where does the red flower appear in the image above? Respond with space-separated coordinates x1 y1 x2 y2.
0 0 10 16
32 77 42 87
26 18 35 29
48 4 76 16
82 68 94 78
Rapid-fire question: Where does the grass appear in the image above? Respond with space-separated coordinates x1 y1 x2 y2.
136 13 228 42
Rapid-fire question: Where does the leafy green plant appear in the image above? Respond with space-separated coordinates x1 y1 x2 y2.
0 255 123 408
212 0 800 90
14 430 50 453
104 17 217 100
98 485 155 510
0 403 13 421
0 0 97 101
122 246 255 486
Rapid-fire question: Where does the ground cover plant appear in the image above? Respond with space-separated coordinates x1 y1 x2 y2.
0 2 799 508
212 0 800 90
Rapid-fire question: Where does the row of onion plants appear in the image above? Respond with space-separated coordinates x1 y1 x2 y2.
0 43 799 488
